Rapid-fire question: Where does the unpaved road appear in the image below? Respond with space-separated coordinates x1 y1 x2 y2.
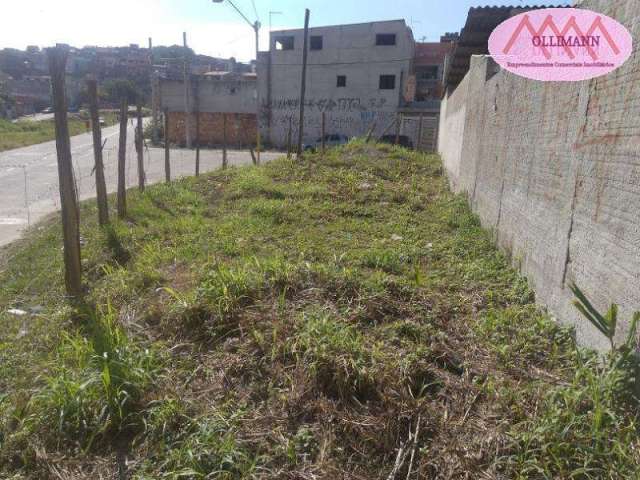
0 123 282 247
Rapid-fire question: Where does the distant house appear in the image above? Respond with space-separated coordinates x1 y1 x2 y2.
413 41 453 104
156 71 258 147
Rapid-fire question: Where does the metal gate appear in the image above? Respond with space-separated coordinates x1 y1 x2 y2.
401 114 439 152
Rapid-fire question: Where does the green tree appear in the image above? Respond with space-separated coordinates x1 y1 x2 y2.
103 79 139 105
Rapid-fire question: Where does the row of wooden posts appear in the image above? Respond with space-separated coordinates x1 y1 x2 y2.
47 48 184 297
48 3 413 298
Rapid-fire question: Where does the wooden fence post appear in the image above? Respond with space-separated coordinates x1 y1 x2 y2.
365 120 377 142
86 76 109 225
164 108 171 182
195 110 200 176
286 116 293 159
117 97 128 218
417 114 424 151
222 113 228 169
321 111 326 155
296 9 310 159
395 113 401 145
48 47 82 298
136 101 145 191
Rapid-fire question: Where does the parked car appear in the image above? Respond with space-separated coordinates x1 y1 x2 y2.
303 134 350 151
379 135 414 149
98 117 106 126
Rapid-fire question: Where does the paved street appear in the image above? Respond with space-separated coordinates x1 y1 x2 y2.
0 123 283 247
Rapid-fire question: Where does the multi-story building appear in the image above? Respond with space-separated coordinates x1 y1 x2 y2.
413 41 453 104
257 20 416 148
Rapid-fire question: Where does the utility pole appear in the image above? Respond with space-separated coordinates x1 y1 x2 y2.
254 20 262 165
211 0 261 163
48 47 82 298
296 9 310 159
183 32 192 148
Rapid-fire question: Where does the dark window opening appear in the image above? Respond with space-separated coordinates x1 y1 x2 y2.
275 36 294 51
337 75 346 87
418 66 439 80
310 35 323 50
379 74 396 90
376 33 397 46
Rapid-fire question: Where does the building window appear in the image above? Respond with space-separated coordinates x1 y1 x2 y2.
379 74 396 90
310 35 323 50
418 66 439 80
275 36 294 51
376 33 397 46
337 75 346 87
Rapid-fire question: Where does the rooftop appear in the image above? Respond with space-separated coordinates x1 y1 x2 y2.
444 5 565 89
270 18 408 35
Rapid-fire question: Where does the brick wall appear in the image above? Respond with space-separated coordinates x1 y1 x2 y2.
438 0 640 350
167 112 257 147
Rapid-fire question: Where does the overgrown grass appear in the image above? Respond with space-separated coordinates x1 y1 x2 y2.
0 141 638 479
0 112 118 151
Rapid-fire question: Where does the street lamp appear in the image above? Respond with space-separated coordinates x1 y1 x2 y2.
212 0 262 163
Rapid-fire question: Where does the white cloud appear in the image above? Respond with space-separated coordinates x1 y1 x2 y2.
1 0 275 61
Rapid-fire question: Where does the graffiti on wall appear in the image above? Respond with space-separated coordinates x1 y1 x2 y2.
266 95 399 147
268 97 387 112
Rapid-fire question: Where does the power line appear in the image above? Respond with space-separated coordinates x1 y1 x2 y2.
250 0 260 23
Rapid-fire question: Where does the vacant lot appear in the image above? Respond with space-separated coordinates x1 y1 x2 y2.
0 142 638 479
0 113 117 152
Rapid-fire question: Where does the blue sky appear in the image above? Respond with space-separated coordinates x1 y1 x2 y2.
2 0 570 61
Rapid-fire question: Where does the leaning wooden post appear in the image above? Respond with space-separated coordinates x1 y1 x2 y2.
48 47 82 298
394 113 401 145
117 97 128 218
136 101 145 191
164 108 171 182
365 120 377 142
222 113 228 169
321 111 326 155
86 76 109 225
296 8 310 159
195 109 200 176
417 114 424 151
286 116 292 159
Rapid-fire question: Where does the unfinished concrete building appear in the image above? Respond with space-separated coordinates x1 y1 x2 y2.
257 20 416 148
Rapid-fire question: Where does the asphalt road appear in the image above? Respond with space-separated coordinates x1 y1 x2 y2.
0 123 282 247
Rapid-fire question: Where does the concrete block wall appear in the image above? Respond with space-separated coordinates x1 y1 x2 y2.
167 112 257 147
160 77 257 114
437 0 640 350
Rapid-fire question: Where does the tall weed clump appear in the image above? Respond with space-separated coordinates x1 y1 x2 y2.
3 305 160 457
504 286 640 479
